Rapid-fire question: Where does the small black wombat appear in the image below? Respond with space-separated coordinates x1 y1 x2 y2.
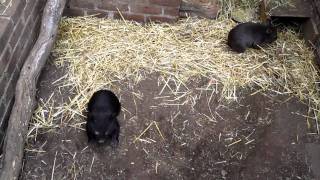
86 89 121 145
227 21 277 53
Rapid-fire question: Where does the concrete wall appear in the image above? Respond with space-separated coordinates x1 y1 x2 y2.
65 0 182 23
0 0 45 147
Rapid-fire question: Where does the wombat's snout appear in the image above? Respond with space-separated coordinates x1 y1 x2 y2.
98 139 105 144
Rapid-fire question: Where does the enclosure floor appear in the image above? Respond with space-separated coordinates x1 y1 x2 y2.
20 58 319 180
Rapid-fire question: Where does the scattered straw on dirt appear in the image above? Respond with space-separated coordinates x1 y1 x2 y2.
29 16 320 137
134 121 165 143
28 93 62 140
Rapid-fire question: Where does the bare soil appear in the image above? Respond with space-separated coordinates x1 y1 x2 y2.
20 58 319 180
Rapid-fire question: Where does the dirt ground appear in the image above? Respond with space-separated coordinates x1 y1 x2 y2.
20 57 319 180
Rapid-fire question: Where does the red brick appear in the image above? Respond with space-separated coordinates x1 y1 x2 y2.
9 19 23 49
0 103 5 122
146 15 177 23
130 5 162 15
97 1 117 11
22 0 42 30
22 0 38 23
163 7 180 16
2 0 26 25
0 17 13 54
133 0 150 5
2 68 19 106
149 0 181 7
17 41 32 70
18 16 40 70
1 97 14 127
0 72 10 99
0 47 11 74
30 0 44 23
0 97 14 147
5 45 22 88
0 86 16 145
17 38 32 71
70 0 95 9
117 2 130 11
63 7 85 17
38 0 47 6
86 9 109 18
180 0 220 19
199 3 220 19
119 0 130 2
2 78 15 106
114 12 145 22
20 13 37 47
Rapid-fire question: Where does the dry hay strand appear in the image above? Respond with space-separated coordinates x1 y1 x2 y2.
133 121 165 143
45 16 320 126
28 93 62 141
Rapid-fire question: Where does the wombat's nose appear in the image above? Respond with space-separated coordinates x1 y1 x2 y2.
98 139 105 144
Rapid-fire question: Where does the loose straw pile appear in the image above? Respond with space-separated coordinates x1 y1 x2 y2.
29 16 319 134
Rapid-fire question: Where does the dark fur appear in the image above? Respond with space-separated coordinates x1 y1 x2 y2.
86 90 121 145
227 22 277 53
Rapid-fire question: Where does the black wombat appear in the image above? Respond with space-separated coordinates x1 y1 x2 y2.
227 21 277 53
86 89 121 145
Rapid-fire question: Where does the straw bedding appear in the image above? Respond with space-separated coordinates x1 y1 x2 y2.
28 16 319 136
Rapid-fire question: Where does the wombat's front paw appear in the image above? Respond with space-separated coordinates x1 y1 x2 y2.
110 136 119 148
110 141 119 149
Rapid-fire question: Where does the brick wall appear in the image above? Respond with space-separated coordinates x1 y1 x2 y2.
311 0 320 66
180 0 220 19
0 0 45 148
65 0 182 23
312 0 320 29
